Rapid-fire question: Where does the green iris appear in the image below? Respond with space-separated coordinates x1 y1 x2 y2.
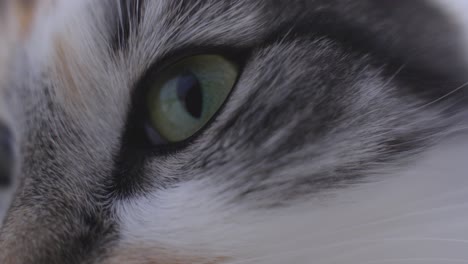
147 55 238 143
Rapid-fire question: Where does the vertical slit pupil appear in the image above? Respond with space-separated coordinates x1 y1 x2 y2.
177 70 203 119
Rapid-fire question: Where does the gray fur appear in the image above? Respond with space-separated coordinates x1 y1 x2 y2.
0 0 467 263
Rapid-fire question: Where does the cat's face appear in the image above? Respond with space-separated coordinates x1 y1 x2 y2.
1 1 468 263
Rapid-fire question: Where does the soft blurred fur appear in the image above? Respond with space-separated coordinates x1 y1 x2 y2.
1 1 468 263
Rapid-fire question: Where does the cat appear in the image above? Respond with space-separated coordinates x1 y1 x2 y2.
0 0 468 263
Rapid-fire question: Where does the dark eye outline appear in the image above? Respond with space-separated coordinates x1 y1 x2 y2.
120 46 250 156
144 55 238 146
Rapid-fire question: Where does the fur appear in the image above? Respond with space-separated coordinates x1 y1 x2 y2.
0 0 468 263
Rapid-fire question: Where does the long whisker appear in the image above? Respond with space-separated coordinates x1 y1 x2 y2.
360 258 468 264
414 81 468 111
329 201 468 234
226 236 468 264
383 64 406 88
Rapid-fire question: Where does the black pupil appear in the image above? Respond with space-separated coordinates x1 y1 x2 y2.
176 70 203 119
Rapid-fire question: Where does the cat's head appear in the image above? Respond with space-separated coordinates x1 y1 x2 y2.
1 1 468 263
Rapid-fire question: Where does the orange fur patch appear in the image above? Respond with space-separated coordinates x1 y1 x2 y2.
10 0 56 39
102 245 230 264
12 0 37 38
54 35 80 97
52 33 91 106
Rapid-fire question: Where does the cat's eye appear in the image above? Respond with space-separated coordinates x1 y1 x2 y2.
146 55 238 144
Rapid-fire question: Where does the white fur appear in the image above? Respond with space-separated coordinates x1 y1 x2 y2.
117 133 468 264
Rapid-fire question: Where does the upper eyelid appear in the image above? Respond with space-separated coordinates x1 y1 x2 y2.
130 44 251 103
